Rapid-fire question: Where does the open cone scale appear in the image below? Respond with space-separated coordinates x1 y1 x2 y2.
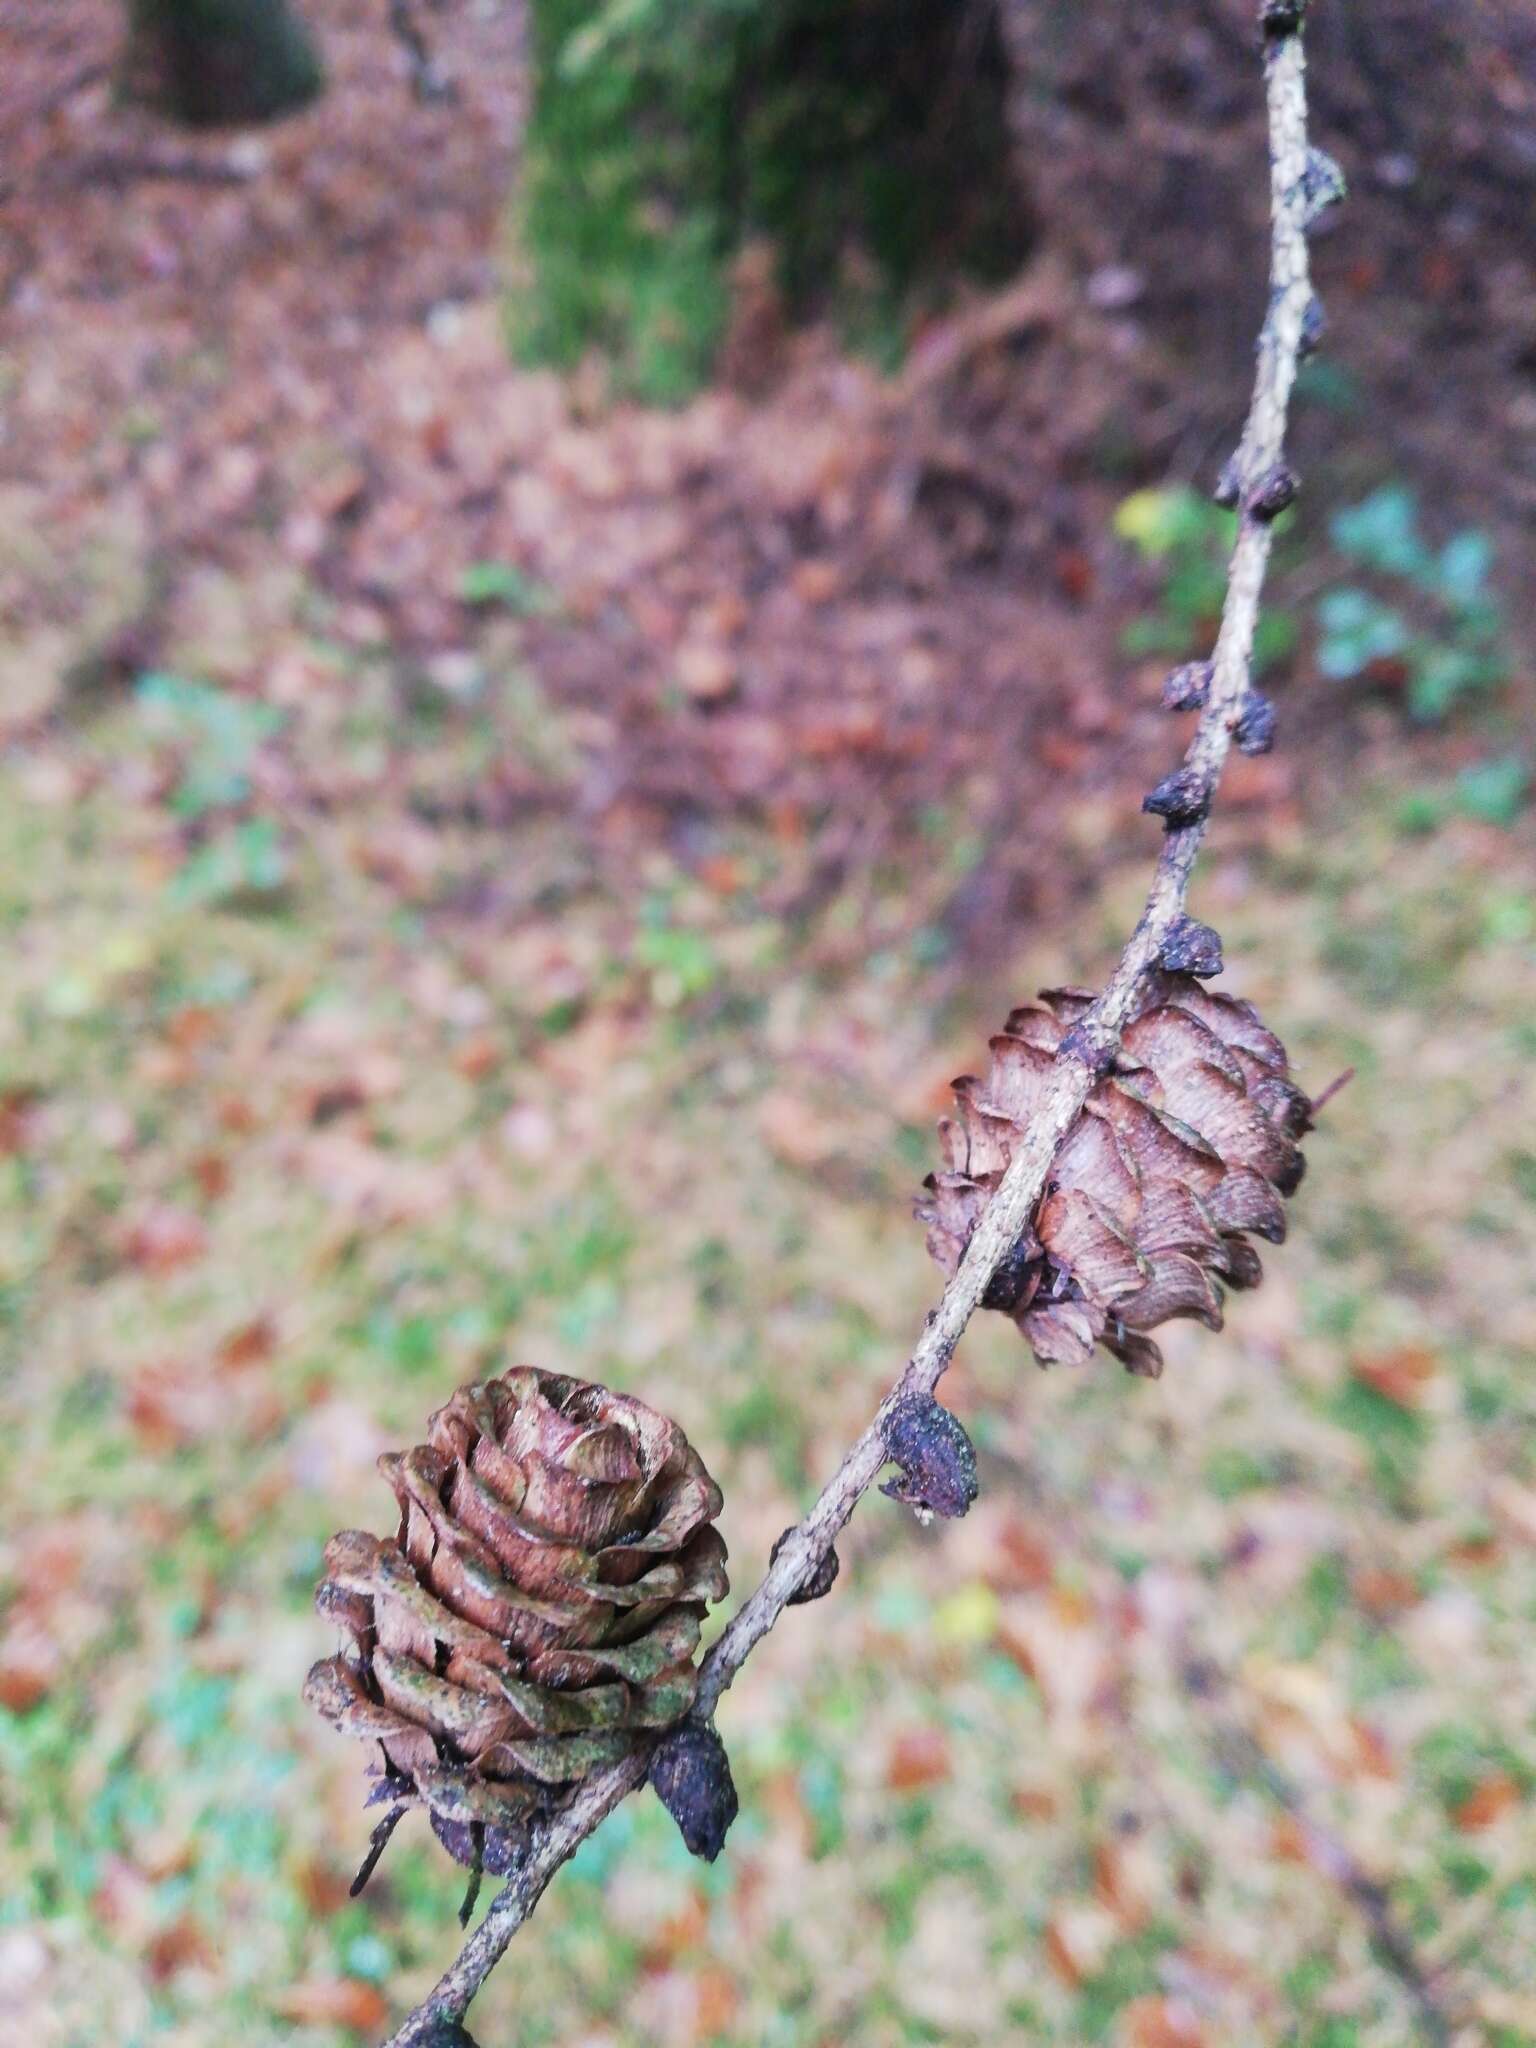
305 1367 727 1871
917 973 1311 1378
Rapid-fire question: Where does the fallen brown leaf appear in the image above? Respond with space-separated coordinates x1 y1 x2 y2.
0 1610 61 1712
217 1315 278 1373
1011 1784 1060 1823
884 1726 952 1793
1268 1812 1309 1863
691 1967 739 2041
0 1088 44 1157
1116 1994 1208 2048
146 1916 213 1984
1350 1345 1438 1411
1044 1903 1117 1987
123 1204 208 1275
295 1859 354 1918
1094 1839 1150 1931
757 1091 834 1169
191 1153 231 1202
272 1979 390 2031
1351 1566 1419 1618
1453 1772 1521 1833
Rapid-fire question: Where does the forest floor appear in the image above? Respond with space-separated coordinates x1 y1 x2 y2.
2 6 1536 2048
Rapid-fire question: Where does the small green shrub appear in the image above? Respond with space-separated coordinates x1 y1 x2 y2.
512 0 1029 402
1114 485 1296 669
1318 485 1510 722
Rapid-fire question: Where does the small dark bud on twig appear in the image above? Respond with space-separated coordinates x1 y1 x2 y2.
650 1721 738 1862
981 1231 1039 1312
1247 462 1298 521
880 1392 978 1521
1161 661 1214 713
1159 916 1224 978
1060 1023 1118 1077
1235 693 1277 755
430 1812 524 1879
1259 0 1305 36
1301 148 1347 227
1213 455 1243 508
413 2022 481 2048
770 1526 840 1605
1142 765 1212 827
1297 295 1327 359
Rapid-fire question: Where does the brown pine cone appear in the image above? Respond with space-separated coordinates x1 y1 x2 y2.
304 1367 727 1875
916 972 1310 1379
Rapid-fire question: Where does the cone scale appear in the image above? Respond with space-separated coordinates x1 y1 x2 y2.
305 1368 728 1874
917 973 1310 1379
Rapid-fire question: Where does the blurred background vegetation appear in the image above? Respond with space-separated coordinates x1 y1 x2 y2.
2 3 1535 2045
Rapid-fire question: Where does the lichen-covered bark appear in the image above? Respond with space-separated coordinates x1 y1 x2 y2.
511 0 1032 403
120 0 324 128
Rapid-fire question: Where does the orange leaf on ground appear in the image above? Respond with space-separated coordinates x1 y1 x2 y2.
1221 754 1297 812
272 1980 390 2031
1094 1840 1150 1931
644 1888 709 1968
757 1091 834 1169
1268 1813 1309 1863
217 1315 278 1373
0 1610 61 1712
1043 1904 1116 1987
692 1967 739 2041
295 1859 354 1917
1350 1346 1438 1410
165 1006 218 1053
0 1088 44 1156
1453 1773 1522 1833
884 1727 952 1793
192 1154 231 1202
123 1204 208 1275
1350 1718 1397 1780
696 855 745 895
1116 1993 1208 2048
1011 1784 1060 1822
453 1033 501 1080
993 1517 1054 1591
146 1917 213 1983
1351 1566 1420 1618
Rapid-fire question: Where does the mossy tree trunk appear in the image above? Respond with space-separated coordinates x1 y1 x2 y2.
120 0 325 128
512 0 1031 403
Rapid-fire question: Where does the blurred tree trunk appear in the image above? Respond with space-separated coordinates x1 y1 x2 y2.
120 0 325 127
511 0 1032 403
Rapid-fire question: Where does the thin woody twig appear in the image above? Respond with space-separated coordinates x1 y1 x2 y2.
379 13 1322 2043
1192 1682 1455 2047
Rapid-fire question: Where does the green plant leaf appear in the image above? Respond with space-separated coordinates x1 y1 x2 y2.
1436 529 1493 606
135 672 284 818
1454 756 1529 827
169 820 290 907
1112 485 1229 561
1329 485 1429 579
1407 643 1503 721
1315 588 1409 679
458 562 557 613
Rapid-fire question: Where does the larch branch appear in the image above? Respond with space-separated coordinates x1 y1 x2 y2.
380 15 1320 2044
